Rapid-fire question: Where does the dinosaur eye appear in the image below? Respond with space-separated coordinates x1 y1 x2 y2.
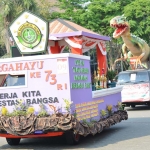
116 18 120 22
123 17 126 21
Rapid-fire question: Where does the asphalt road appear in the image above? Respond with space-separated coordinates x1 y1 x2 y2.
0 105 150 150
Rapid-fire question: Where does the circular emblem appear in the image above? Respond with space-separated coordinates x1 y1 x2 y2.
17 21 42 49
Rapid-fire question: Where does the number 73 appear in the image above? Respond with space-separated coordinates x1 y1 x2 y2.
45 70 57 85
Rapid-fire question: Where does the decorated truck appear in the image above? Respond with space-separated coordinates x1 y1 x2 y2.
116 69 150 107
0 11 128 146
110 15 150 108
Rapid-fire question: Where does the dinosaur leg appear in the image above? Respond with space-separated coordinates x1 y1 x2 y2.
127 51 136 69
129 53 147 69
135 53 145 68
135 42 149 68
115 57 124 63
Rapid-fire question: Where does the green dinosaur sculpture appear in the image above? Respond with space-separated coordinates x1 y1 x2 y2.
110 15 150 69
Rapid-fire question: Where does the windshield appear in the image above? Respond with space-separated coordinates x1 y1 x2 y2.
1 74 25 87
117 71 149 84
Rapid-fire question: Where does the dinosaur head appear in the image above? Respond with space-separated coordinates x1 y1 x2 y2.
110 15 130 38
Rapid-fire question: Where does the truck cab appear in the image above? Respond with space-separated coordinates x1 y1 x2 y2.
116 69 150 107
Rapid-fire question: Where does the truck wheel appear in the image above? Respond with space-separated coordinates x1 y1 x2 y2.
6 138 21 146
131 104 135 108
125 104 130 107
65 131 80 145
147 103 150 106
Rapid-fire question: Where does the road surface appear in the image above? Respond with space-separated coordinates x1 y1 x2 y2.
0 105 150 150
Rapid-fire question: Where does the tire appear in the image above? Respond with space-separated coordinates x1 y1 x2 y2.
131 104 135 108
125 104 130 107
6 138 21 146
65 131 80 145
147 103 150 106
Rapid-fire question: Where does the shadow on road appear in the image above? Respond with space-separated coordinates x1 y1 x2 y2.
125 105 150 111
0 106 150 149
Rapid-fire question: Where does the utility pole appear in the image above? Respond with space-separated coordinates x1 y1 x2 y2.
121 54 123 71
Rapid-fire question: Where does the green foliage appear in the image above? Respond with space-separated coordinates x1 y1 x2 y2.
7 99 29 117
0 0 37 22
38 104 49 117
90 118 97 123
114 102 124 111
106 70 117 81
56 0 150 69
0 45 6 57
6 100 49 117
72 110 77 118
100 110 107 118
63 99 73 112
8 110 26 117
124 0 150 43
0 0 38 53
118 102 125 110
82 119 94 127
36 0 60 20
106 105 113 115
56 0 133 37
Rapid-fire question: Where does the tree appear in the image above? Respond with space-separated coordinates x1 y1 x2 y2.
56 0 133 70
123 0 150 44
36 0 61 20
0 0 37 54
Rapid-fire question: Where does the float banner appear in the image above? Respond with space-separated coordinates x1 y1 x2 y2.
121 83 149 102
0 54 92 117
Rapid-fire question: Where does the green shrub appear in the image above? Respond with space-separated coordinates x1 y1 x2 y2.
106 70 116 81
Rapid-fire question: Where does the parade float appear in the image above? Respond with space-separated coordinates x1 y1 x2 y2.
0 11 128 146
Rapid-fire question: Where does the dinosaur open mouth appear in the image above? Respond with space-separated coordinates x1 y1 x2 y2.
111 24 128 38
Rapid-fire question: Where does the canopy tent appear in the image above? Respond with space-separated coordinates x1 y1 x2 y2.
48 18 110 75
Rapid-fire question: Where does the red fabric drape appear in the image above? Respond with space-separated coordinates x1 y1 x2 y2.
65 36 83 55
50 41 60 53
49 41 65 54
96 44 107 75
71 47 82 55
48 37 107 75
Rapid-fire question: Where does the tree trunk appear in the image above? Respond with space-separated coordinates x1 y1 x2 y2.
3 28 11 54
107 41 122 71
